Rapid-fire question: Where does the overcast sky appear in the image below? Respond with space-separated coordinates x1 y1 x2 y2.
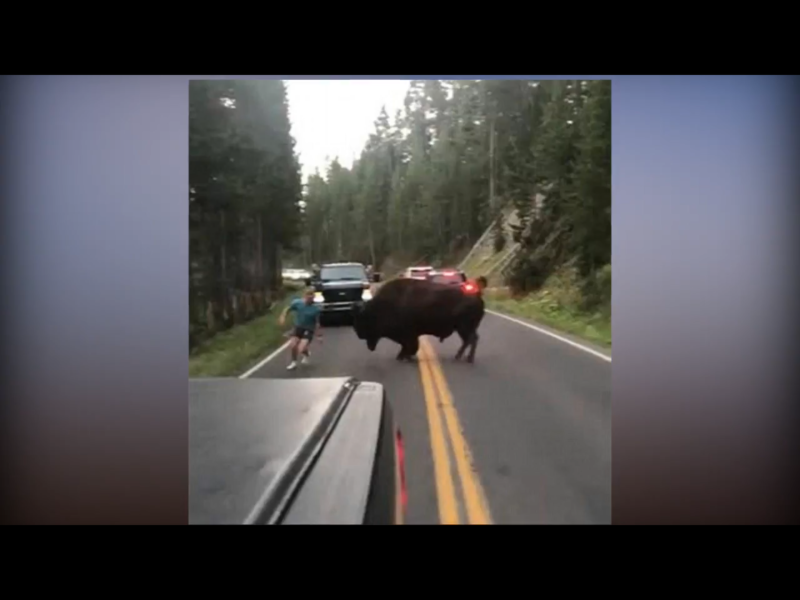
285 80 410 183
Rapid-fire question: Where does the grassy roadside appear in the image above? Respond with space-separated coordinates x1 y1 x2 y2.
189 291 297 378
485 295 611 347
483 269 611 348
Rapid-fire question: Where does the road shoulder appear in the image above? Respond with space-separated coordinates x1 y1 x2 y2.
484 303 611 361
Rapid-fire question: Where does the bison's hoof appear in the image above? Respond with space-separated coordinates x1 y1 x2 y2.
466 356 475 363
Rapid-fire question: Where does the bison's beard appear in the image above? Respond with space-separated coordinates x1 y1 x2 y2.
366 338 378 351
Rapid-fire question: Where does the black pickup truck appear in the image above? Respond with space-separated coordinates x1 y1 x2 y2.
189 376 406 524
306 262 380 325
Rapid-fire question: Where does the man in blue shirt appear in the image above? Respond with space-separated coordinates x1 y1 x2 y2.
279 288 323 370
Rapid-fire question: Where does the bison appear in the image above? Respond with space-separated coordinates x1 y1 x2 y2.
352 276 487 363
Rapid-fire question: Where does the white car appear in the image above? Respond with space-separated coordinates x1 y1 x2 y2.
403 266 433 280
282 268 311 282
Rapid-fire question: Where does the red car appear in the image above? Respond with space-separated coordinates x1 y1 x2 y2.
427 269 481 294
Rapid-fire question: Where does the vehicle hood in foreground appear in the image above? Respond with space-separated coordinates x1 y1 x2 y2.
189 377 356 525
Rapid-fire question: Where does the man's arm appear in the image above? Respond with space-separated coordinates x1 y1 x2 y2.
278 300 296 327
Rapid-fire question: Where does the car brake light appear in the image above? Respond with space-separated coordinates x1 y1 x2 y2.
463 283 475 292
396 429 407 513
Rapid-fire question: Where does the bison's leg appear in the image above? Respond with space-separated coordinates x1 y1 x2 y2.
401 336 419 361
455 327 479 362
454 329 470 361
387 334 407 360
466 331 480 363
395 337 418 361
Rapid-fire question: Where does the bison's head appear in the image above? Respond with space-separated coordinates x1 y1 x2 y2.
352 302 379 351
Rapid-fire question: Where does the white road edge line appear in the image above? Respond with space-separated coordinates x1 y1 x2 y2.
239 340 292 379
485 309 611 363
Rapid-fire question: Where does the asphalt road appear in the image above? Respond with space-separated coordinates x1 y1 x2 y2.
246 310 611 524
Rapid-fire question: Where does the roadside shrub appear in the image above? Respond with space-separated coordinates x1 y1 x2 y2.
596 264 611 300
579 263 611 311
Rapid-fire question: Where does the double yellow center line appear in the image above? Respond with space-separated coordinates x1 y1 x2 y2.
417 337 492 525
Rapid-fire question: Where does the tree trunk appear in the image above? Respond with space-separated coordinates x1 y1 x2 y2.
274 243 283 290
220 210 227 282
263 241 274 299
367 222 377 266
220 212 227 309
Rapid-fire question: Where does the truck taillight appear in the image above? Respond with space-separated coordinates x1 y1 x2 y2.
396 429 407 514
